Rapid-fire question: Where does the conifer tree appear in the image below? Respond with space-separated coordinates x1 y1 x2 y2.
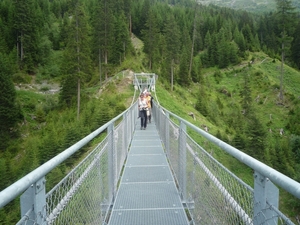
245 113 267 161
242 24 254 51
123 0 132 36
91 0 114 80
142 9 160 70
204 30 211 49
13 0 43 72
60 2 92 119
178 27 192 86
275 0 297 102
233 27 246 57
217 28 230 68
111 13 132 64
164 13 180 91
291 21 300 69
178 45 191 86
207 34 218 67
0 53 22 149
195 85 208 117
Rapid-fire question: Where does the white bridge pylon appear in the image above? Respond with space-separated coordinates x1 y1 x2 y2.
133 73 158 93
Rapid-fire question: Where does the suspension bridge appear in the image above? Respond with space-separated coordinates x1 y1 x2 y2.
0 73 300 225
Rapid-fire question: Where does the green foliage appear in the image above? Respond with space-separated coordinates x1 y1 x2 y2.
0 53 23 150
195 86 209 117
213 70 222 84
286 105 300 135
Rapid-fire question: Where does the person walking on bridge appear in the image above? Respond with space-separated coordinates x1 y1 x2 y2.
138 93 148 130
146 92 153 123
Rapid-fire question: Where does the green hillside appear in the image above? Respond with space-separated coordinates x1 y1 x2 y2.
154 51 300 219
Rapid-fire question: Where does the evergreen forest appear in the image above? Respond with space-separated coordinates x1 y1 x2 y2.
0 0 300 223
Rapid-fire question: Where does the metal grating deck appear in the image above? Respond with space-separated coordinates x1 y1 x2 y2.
108 120 189 225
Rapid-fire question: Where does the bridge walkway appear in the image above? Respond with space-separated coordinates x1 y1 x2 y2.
108 119 189 225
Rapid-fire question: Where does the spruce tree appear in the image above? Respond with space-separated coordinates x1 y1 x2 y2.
141 8 160 70
164 13 180 91
91 0 114 80
242 24 254 51
275 0 297 102
178 45 190 86
13 0 40 72
291 22 300 69
111 13 132 64
0 53 22 150
245 113 267 161
60 2 92 119
178 27 192 86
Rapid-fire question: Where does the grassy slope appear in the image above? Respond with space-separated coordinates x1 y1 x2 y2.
154 51 300 219
157 51 300 142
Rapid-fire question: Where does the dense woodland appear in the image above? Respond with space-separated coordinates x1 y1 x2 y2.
0 0 300 223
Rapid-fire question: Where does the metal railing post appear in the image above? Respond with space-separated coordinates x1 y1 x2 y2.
178 121 187 201
123 113 127 154
20 177 46 225
108 123 116 202
253 171 279 225
165 112 170 157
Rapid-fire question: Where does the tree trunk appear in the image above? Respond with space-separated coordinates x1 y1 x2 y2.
279 36 285 102
149 55 152 70
104 0 108 80
20 31 24 61
129 14 132 37
77 78 80 120
76 9 80 120
105 50 108 80
99 49 102 87
189 9 197 78
171 59 174 92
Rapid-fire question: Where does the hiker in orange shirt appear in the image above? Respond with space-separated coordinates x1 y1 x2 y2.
146 92 153 123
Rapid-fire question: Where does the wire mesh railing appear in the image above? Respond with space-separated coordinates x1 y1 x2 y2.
153 102 300 225
46 138 109 225
0 101 138 225
2 97 300 225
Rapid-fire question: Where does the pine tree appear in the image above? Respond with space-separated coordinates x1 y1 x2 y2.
233 27 246 57
0 18 8 53
204 30 212 49
123 0 132 36
0 53 22 150
91 0 114 80
290 135 300 167
164 13 180 91
178 45 191 86
141 8 160 70
13 0 41 72
207 34 218 67
178 27 192 86
245 113 267 161
291 21 300 69
217 28 230 68
60 2 92 119
195 85 208 117
275 0 297 102
242 24 254 51
111 13 132 64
